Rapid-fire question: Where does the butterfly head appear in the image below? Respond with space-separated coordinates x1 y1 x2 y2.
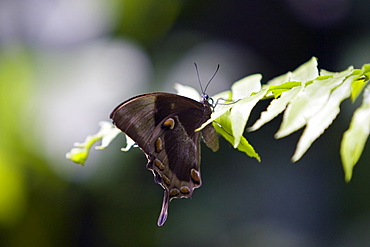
195 64 219 109
200 92 209 102
201 93 216 111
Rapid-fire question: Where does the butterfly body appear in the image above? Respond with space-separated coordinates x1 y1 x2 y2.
110 92 218 226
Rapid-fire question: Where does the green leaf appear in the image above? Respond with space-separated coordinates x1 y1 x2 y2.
351 64 370 102
341 84 370 182
228 73 264 147
275 75 344 139
229 89 267 147
249 85 303 132
291 67 356 162
66 121 121 165
119 135 137 152
198 74 263 133
231 74 262 100
204 57 320 159
197 74 264 159
268 81 302 98
213 110 260 161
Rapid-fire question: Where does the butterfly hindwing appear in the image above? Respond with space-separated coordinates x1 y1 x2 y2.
147 113 203 226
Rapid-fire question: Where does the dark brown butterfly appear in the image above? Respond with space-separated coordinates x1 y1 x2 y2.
110 66 219 226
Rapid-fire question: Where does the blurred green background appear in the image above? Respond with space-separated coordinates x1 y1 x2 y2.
1 0 370 246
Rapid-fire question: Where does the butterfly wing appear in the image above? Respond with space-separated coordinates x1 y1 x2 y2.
110 92 216 225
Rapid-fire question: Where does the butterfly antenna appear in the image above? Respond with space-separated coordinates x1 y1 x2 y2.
194 63 220 94
204 64 220 93
194 63 204 93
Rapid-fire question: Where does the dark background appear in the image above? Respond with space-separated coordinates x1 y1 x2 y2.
0 0 369 246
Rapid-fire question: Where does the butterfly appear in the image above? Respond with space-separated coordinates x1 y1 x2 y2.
110 65 219 226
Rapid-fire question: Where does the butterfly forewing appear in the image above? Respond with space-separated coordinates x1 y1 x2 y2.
111 93 205 148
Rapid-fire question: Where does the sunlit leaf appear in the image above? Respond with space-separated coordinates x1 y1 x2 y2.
351 64 370 102
292 67 356 162
231 74 262 100
197 73 264 159
213 110 260 161
229 89 267 147
275 75 340 139
120 135 137 152
268 81 302 98
66 121 121 165
249 86 303 132
341 84 370 182
320 69 338 76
